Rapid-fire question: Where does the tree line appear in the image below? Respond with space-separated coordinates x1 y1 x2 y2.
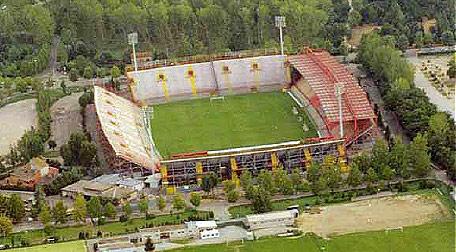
357 32 455 180
235 137 430 214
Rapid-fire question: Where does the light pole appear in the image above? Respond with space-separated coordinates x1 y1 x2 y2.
335 83 344 139
128 32 138 72
275 16 286 55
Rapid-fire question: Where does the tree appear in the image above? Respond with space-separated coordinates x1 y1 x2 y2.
447 57 456 79
8 194 25 222
240 171 253 199
60 132 97 167
144 237 155 251
111 66 121 79
222 180 236 194
189 192 201 208
69 68 78 82
396 34 409 52
226 190 240 203
257 170 275 194
251 186 272 214
389 139 409 179
38 203 52 227
157 196 166 212
409 133 431 177
103 202 116 219
201 173 217 196
83 66 94 79
365 168 378 185
423 33 433 45
172 194 186 211
73 194 87 223
138 197 149 215
123 202 133 219
0 216 13 238
52 201 68 224
290 168 302 192
48 140 57 150
371 139 390 175
441 31 455 46
347 163 362 187
273 168 293 195
87 197 103 221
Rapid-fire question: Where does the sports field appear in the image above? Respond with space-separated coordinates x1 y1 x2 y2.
10 241 85 252
170 221 455 252
150 92 317 157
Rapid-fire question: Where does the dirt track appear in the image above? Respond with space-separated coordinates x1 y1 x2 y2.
0 99 37 155
297 194 449 237
50 92 83 149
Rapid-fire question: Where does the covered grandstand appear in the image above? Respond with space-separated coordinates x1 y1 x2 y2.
288 49 377 147
94 86 160 173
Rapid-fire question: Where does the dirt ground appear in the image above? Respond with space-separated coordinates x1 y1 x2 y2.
0 99 37 155
49 92 83 149
297 194 450 237
349 25 381 48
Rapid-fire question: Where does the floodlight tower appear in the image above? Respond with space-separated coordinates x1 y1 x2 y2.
335 83 344 139
275 16 286 55
128 32 138 72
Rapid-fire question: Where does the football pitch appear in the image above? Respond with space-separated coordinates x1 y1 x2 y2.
170 221 455 252
10 241 85 252
150 92 317 158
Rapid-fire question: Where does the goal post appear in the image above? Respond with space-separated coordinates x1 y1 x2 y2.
210 96 225 103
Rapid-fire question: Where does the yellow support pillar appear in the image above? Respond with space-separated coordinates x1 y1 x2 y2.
222 65 233 94
337 144 349 173
271 152 279 171
161 165 175 194
187 67 198 96
230 157 240 187
304 148 312 169
196 162 203 185
157 72 170 101
251 61 260 91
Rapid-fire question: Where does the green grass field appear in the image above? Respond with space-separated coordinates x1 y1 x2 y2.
151 92 317 157
10 241 85 252
170 221 455 252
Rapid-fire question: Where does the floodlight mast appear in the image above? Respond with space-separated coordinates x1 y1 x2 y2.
128 32 138 72
275 16 286 56
335 83 344 139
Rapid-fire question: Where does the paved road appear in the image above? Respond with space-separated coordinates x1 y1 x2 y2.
406 51 455 119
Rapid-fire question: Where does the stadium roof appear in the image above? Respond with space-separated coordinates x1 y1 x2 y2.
94 86 159 170
288 51 375 123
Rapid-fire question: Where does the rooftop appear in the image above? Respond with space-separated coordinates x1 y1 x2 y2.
245 210 297 223
288 50 375 123
62 180 135 199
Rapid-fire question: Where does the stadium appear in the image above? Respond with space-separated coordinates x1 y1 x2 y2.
93 49 377 192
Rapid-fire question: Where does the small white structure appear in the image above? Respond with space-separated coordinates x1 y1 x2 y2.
117 178 144 191
145 173 161 189
186 221 219 239
244 210 299 231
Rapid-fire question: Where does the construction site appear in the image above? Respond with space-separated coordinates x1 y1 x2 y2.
93 48 378 192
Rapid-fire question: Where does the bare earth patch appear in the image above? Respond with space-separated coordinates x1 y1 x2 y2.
0 99 37 155
50 92 83 149
297 194 449 237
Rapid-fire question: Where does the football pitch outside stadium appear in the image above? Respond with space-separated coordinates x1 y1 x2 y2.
150 91 318 158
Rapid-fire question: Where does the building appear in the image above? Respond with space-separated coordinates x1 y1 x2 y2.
0 157 59 190
91 174 145 191
244 210 299 231
144 173 161 189
61 180 137 202
117 178 144 191
186 221 219 239
288 49 377 147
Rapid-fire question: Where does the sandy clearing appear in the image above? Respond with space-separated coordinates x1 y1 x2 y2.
49 92 83 149
0 99 37 155
297 194 449 237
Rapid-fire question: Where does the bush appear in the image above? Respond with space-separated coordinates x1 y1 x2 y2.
69 68 78 82
119 215 128 223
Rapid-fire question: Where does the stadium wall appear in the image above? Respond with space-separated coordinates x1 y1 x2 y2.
127 55 287 104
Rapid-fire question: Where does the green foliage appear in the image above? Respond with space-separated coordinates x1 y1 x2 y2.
60 132 97 167
111 66 121 79
251 186 272 213
447 57 456 78
8 194 25 222
0 216 13 237
69 68 78 82
83 66 94 79
123 202 133 218
273 168 294 195
189 192 201 208
201 173 217 195
172 194 186 211
138 198 149 214
347 163 362 187
38 203 52 226
409 134 431 177
52 201 68 224
103 202 117 219
257 170 275 195
78 90 94 108
73 195 87 223
87 197 103 220
226 190 240 203
157 196 166 212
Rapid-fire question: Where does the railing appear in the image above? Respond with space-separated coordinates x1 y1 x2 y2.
125 48 282 72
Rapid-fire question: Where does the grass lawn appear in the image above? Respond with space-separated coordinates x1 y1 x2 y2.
150 91 317 157
1 211 209 246
10 241 85 252
170 221 455 252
